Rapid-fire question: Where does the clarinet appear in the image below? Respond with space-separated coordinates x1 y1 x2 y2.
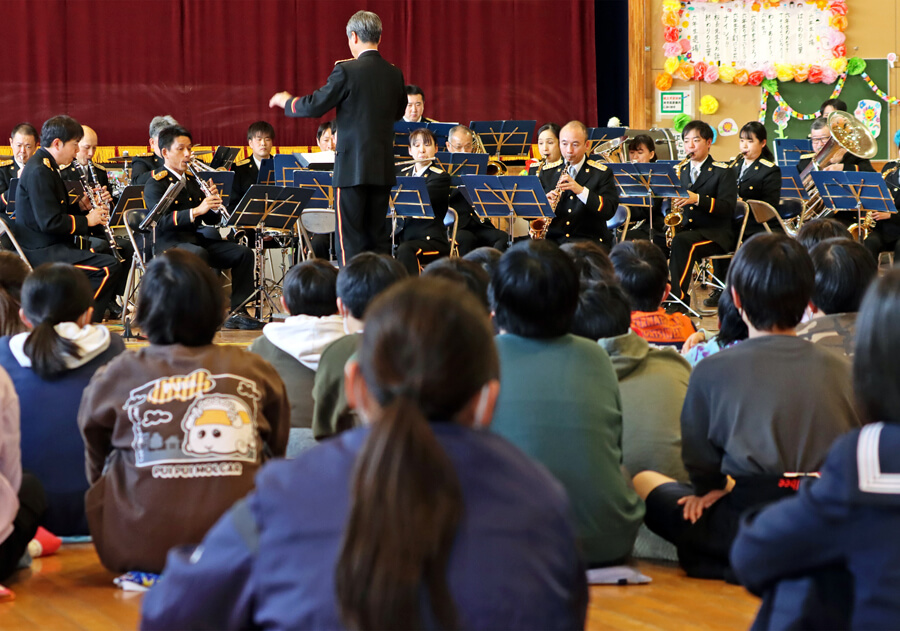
186 164 228 226
75 163 123 262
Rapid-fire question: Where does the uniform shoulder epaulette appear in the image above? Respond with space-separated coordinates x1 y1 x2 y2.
759 158 775 168
152 169 168 181
334 57 353 65
0 159 12 168
234 157 249 167
59 162 71 170
92 162 107 171
429 165 443 174
800 152 816 159
43 158 52 169
586 160 607 171
712 161 730 168
134 152 153 157
543 158 563 169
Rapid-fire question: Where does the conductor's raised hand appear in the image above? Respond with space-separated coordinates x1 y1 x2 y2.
269 92 293 109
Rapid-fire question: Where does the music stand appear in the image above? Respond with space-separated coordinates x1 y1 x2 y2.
460 175 551 246
111 185 146 228
295 151 335 171
433 152 489 185
774 139 812 170
809 171 897 241
609 163 654 237
469 120 536 157
142 178 186 233
781 169 810 201
210 146 240 171
386 176 435 255
228 185 314 319
257 158 275 185
293 170 335 259
588 127 626 155
274 154 304 188
393 122 457 158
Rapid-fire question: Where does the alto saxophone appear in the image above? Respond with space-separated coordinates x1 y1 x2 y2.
530 160 569 240
664 152 694 247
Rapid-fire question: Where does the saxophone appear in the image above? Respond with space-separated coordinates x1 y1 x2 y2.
530 161 569 239
664 152 693 247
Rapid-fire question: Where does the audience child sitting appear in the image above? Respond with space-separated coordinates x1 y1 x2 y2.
312 253 407 440
0 264 124 536
731 269 900 629
795 217 852 252
0 368 46 583
633 233 860 580
489 240 644 567
682 289 748 367
560 240 618 284
248 259 345 455
461 246 502 276
572 282 690 483
422 257 490 312
795 238 877 358
78 249 289 574
610 240 695 345
0 252 29 336
141 278 588 630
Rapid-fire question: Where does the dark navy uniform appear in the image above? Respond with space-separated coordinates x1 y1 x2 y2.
447 165 509 254
863 161 900 260
15 148 124 320
130 153 165 185
732 156 781 236
284 50 407 265
668 156 738 300
394 163 450 274
59 161 131 259
797 151 875 175
545 158 619 246
0 159 21 215
143 166 255 310
228 156 258 213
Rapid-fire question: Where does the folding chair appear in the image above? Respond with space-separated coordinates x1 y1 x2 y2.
693 201 750 310
606 205 632 244
121 209 152 319
297 209 335 262
0 215 33 270
747 200 793 235
444 207 460 258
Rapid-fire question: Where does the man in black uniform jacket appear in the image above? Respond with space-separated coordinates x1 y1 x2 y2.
0 123 39 215
445 125 508 253
797 116 875 175
131 115 178 185
393 128 451 274
229 121 275 214
15 116 123 322
862 158 900 261
142 126 260 330
545 120 619 247
668 120 738 305
269 10 406 266
402 85 435 124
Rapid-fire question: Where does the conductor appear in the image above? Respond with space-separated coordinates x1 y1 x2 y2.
269 10 406 266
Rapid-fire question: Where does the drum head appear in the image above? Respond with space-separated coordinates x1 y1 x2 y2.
301 209 336 234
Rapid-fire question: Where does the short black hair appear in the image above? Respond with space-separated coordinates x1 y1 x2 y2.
157 125 192 152
336 252 408 320
462 247 502 275
682 120 714 141
422 257 490 312
560 241 617 284
316 121 333 142
283 259 339 316
537 123 561 140
609 240 669 312
822 98 848 112
408 128 435 146
715 287 748 346
727 233 814 331
10 123 37 141
247 121 275 142
854 269 900 424
40 115 83 147
809 238 877 315
571 281 632 341
136 249 225 346
628 134 657 161
796 218 852 252
405 85 424 98
490 240 579 338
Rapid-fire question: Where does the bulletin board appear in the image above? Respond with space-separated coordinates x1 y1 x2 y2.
762 59 890 160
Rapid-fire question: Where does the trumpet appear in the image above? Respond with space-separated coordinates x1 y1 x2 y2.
74 162 123 262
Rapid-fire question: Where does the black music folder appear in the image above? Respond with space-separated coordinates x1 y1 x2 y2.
111 185 146 228
459 175 552 220
256 158 275 185
433 152 489 185
211 146 241 170
229 185 313 231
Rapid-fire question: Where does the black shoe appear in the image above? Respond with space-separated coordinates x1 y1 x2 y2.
224 312 264 331
703 288 723 308
665 301 691 315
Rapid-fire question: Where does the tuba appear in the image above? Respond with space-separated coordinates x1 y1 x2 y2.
592 135 628 163
473 132 508 175
791 111 878 233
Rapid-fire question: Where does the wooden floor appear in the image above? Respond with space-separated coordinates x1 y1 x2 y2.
0 544 759 630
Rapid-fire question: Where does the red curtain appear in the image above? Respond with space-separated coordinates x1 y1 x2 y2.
0 0 597 147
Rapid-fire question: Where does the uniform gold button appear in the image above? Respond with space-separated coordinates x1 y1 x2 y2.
566 221 570 225
749 186 753 190
689 218 694 223
565 233 570 237
568 209 572 213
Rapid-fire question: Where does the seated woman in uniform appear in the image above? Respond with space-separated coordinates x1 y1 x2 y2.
141 278 588 630
529 123 564 192
393 128 450 274
78 249 289 574
0 263 125 536
623 134 667 250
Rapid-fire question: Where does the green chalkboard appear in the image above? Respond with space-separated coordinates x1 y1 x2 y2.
763 59 890 160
